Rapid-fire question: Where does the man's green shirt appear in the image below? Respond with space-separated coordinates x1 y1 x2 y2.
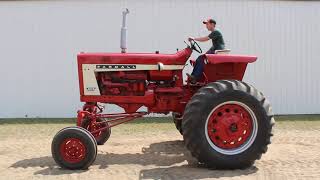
208 30 225 52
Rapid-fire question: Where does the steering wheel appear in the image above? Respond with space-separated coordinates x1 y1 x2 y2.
189 39 202 53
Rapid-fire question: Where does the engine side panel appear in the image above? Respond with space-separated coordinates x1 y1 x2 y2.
79 63 184 96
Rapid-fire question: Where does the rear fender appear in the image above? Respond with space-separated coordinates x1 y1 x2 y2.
204 54 257 81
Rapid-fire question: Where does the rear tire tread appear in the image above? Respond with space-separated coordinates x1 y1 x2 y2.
182 80 274 169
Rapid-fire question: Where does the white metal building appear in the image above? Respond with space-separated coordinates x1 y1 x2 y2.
0 0 319 117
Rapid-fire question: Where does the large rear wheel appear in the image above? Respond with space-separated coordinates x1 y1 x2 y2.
182 80 274 169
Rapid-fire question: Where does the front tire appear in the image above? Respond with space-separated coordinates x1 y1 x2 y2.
172 112 183 135
51 127 97 169
182 80 274 169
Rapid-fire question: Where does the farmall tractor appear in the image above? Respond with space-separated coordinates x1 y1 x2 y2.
51 10 274 170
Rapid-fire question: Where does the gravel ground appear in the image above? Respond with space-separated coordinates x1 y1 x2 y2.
0 120 319 180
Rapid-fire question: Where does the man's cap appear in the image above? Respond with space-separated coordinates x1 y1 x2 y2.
203 18 216 25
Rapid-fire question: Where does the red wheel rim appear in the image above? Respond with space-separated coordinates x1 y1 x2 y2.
59 138 86 163
207 103 254 150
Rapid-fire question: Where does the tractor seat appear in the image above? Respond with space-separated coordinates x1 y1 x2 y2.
189 49 232 66
215 49 231 54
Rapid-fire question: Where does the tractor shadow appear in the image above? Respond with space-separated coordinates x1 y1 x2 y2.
95 140 197 168
139 165 258 180
10 140 258 178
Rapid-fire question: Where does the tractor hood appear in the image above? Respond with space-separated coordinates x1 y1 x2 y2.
78 48 192 65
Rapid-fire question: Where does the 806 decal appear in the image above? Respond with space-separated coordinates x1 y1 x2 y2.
86 87 96 91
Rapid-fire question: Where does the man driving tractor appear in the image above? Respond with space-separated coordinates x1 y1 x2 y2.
187 18 225 83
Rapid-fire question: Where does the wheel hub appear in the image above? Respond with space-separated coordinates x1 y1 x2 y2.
229 123 238 132
59 138 86 163
207 103 254 150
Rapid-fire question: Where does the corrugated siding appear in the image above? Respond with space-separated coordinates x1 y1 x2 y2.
0 0 319 117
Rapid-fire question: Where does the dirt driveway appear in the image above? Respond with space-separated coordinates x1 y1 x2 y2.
0 120 319 180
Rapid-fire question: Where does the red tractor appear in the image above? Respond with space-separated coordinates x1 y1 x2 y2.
51 11 274 170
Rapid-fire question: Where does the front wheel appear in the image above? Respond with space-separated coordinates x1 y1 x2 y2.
182 80 274 169
51 127 97 169
172 112 183 135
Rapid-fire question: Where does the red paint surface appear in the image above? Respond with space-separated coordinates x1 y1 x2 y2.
78 48 192 65
77 48 257 118
203 54 256 82
205 54 257 64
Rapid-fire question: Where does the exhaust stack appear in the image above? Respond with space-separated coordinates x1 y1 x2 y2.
120 8 129 53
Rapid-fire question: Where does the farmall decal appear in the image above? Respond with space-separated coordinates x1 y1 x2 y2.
96 65 136 69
